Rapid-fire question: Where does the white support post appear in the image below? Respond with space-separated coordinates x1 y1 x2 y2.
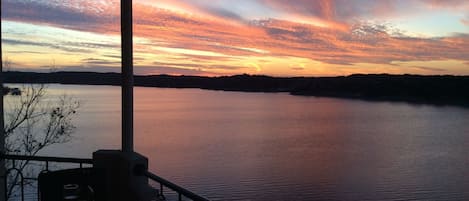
121 0 134 153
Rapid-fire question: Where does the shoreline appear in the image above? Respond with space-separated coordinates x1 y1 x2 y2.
4 71 469 108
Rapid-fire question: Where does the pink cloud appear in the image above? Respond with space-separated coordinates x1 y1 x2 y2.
261 0 337 20
462 17 469 26
3 0 469 69
420 0 469 9
260 0 404 21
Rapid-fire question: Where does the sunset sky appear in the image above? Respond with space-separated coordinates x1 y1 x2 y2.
2 0 469 76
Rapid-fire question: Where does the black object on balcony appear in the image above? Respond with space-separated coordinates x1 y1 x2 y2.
38 168 106 201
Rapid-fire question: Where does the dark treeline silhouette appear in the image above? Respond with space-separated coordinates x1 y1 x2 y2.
4 71 469 107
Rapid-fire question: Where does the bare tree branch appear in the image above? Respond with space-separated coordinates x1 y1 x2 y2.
3 84 80 199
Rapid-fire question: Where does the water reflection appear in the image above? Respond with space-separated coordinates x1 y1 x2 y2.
6 84 469 200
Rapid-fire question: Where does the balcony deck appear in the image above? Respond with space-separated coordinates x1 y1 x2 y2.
0 153 209 201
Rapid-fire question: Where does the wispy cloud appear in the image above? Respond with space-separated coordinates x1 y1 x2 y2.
411 66 447 72
81 58 121 66
2 0 469 75
3 38 93 53
291 67 305 71
9 65 211 76
421 0 469 9
3 0 118 32
153 61 246 70
462 17 469 26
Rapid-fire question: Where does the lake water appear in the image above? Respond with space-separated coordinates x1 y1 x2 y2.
5 84 469 201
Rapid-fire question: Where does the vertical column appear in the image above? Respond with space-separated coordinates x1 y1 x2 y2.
121 0 133 153
0 0 4 152
0 0 6 200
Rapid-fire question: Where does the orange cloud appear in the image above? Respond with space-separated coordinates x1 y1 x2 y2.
2 0 469 76
421 0 469 9
462 18 469 26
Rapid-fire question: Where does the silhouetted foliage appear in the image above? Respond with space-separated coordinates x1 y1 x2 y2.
4 71 469 107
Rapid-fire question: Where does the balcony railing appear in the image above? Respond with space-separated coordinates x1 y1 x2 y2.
1 154 93 201
0 154 210 201
144 171 209 201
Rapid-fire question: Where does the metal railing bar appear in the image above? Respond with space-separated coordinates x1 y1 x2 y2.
2 154 210 201
1 154 94 201
3 173 6 201
1 154 93 164
144 171 209 201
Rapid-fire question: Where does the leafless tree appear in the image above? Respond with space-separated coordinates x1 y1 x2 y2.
3 85 80 199
2 56 80 200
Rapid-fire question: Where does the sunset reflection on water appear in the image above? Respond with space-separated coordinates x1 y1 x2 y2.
8 84 469 201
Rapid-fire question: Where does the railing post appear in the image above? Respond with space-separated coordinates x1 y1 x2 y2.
0 0 7 200
121 0 134 153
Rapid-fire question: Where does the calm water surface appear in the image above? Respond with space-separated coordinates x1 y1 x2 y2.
8 84 469 201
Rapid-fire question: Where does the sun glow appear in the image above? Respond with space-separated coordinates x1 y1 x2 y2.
2 0 468 76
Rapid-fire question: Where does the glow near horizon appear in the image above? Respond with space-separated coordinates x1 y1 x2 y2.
1 0 469 76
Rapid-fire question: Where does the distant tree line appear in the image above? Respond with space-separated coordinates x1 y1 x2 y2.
4 71 469 107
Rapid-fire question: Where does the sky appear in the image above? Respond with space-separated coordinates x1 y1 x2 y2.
1 0 469 77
